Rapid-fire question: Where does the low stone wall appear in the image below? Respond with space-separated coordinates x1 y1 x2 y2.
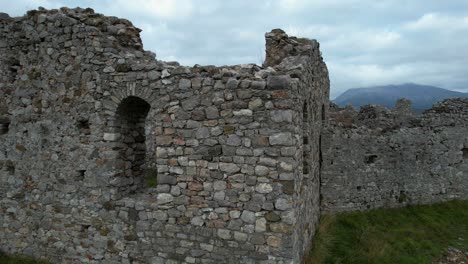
0 8 329 263
321 99 468 212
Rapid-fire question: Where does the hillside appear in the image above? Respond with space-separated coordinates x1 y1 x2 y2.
333 83 468 112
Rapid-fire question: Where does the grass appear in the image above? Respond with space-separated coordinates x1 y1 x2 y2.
145 168 158 188
0 251 48 264
306 200 468 264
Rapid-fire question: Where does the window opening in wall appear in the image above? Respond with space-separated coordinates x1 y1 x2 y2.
75 170 86 181
303 102 310 175
322 104 326 121
5 160 15 175
463 148 468 159
116 96 151 193
319 135 323 170
7 57 20 80
0 117 10 135
365 154 378 164
77 119 90 135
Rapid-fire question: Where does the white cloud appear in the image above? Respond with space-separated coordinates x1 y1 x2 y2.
284 24 336 40
405 13 468 31
2 0 64 16
323 29 401 53
278 0 307 12
278 0 363 12
329 62 413 88
108 0 194 20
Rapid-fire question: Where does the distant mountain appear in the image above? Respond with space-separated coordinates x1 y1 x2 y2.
333 83 468 113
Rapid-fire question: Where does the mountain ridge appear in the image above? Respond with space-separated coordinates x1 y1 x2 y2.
333 83 468 112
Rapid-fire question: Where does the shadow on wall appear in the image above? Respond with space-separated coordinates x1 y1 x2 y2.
115 96 151 194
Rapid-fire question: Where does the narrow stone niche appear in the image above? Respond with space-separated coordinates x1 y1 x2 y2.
303 102 310 175
365 154 378 164
463 148 468 159
322 104 326 121
0 117 10 135
77 119 90 135
116 96 151 193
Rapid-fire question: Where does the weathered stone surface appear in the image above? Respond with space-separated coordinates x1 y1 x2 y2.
233 109 253 116
240 210 256 224
219 163 241 173
266 75 291 90
265 212 281 222
269 133 293 146
321 99 468 212
275 198 292 210
103 133 120 141
157 193 174 204
271 110 293 123
255 183 273 194
255 165 270 176
0 9 331 264
158 174 177 185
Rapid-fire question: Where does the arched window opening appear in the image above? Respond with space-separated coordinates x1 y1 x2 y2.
116 96 151 193
0 117 10 135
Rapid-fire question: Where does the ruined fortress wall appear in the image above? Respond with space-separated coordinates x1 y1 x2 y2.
321 99 468 212
0 8 329 263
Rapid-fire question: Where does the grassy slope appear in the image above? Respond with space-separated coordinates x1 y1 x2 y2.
306 200 468 264
0 251 48 264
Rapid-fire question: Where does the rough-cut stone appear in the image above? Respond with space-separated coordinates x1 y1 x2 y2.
0 11 330 264
321 99 468 212
266 75 290 90
219 163 241 174
233 109 253 116
158 174 177 185
2 16 464 263
255 165 270 176
157 193 174 204
271 110 293 123
255 183 273 194
241 210 256 224
103 133 120 141
275 198 292 210
269 133 293 146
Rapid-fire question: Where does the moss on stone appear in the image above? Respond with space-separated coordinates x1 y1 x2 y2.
146 168 158 188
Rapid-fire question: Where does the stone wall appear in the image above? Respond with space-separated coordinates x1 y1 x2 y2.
0 8 329 263
321 98 468 212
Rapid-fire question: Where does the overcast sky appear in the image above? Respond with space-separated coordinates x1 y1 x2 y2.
3 0 468 98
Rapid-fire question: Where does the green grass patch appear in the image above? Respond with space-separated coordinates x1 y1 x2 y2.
146 168 158 188
0 251 49 264
306 200 468 264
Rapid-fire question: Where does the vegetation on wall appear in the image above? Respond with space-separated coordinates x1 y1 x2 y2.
0 251 49 264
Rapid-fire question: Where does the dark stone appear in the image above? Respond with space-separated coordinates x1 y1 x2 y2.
265 212 281 222
158 174 177 185
267 75 291 90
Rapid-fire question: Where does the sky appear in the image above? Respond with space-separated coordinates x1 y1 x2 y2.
3 0 468 98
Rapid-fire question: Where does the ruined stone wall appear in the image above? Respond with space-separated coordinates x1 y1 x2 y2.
0 8 329 263
321 99 468 212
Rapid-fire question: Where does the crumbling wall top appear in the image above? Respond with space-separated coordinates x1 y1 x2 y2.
328 98 468 131
0 7 144 50
263 28 321 68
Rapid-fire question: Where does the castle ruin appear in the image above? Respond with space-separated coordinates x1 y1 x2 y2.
0 7 467 264
0 7 328 263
